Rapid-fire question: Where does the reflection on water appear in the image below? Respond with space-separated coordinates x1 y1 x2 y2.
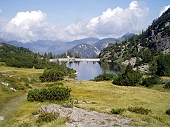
66 61 120 80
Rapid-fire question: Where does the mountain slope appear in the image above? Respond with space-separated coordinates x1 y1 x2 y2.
0 43 40 68
68 38 122 58
94 38 120 50
65 35 134 58
68 43 100 58
138 7 170 53
100 7 170 61
0 43 54 68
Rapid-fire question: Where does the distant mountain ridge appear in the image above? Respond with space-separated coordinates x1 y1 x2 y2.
68 38 120 58
94 38 120 50
68 35 134 58
1 33 134 58
2 38 99 55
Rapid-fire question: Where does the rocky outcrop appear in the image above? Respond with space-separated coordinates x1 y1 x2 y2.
38 104 132 127
122 57 136 67
121 57 149 73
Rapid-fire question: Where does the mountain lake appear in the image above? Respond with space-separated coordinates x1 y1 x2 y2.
66 61 121 80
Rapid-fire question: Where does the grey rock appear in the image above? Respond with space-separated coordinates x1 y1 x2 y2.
39 104 132 127
0 116 4 121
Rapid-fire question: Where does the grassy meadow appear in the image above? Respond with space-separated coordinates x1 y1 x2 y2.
0 65 43 108
0 65 170 127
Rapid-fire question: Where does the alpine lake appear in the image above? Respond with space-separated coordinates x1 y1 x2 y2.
66 61 121 80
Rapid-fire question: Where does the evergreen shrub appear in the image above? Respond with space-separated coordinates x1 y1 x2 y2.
128 107 151 115
39 69 64 82
110 108 125 114
165 109 170 115
112 64 143 86
27 86 71 102
141 76 162 87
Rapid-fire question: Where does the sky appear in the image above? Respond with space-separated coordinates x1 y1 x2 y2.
0 0 169 43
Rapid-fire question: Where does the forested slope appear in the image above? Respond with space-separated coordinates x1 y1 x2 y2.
99 8 170 77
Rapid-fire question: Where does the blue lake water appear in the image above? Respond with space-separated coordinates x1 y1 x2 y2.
66 61 120 80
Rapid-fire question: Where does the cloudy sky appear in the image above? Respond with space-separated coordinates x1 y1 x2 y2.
0 0 169 43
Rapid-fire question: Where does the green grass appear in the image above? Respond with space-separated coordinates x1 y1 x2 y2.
0 65 43 108
0 65 170 127
64 80 170 126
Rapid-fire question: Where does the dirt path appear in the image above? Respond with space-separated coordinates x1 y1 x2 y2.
0 93 27 126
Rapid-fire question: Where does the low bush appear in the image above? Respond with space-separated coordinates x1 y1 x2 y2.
128 107 151 115
39 69 64 82
141 76 162 87
110 108 125 114
113 71 143 86
27 86 71 102
165 109 170 115
163 81 170 89
112 64 143 86
36 112 59 123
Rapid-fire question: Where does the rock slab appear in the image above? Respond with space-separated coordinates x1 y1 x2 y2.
39 104 132 127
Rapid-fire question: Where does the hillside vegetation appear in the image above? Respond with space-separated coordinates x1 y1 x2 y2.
0 43 75 76
100 8 170 77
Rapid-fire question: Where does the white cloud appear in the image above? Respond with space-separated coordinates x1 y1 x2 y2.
129 1 139 10
1 10 50 42
159 5 170 17
9 10 47 26
0 1 149 42
66 1 149 39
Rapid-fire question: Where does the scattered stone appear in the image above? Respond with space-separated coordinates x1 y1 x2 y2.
9 87 17 92
33 114 39 119
1 82 17 91
1 82 9 87
0 116 4 121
